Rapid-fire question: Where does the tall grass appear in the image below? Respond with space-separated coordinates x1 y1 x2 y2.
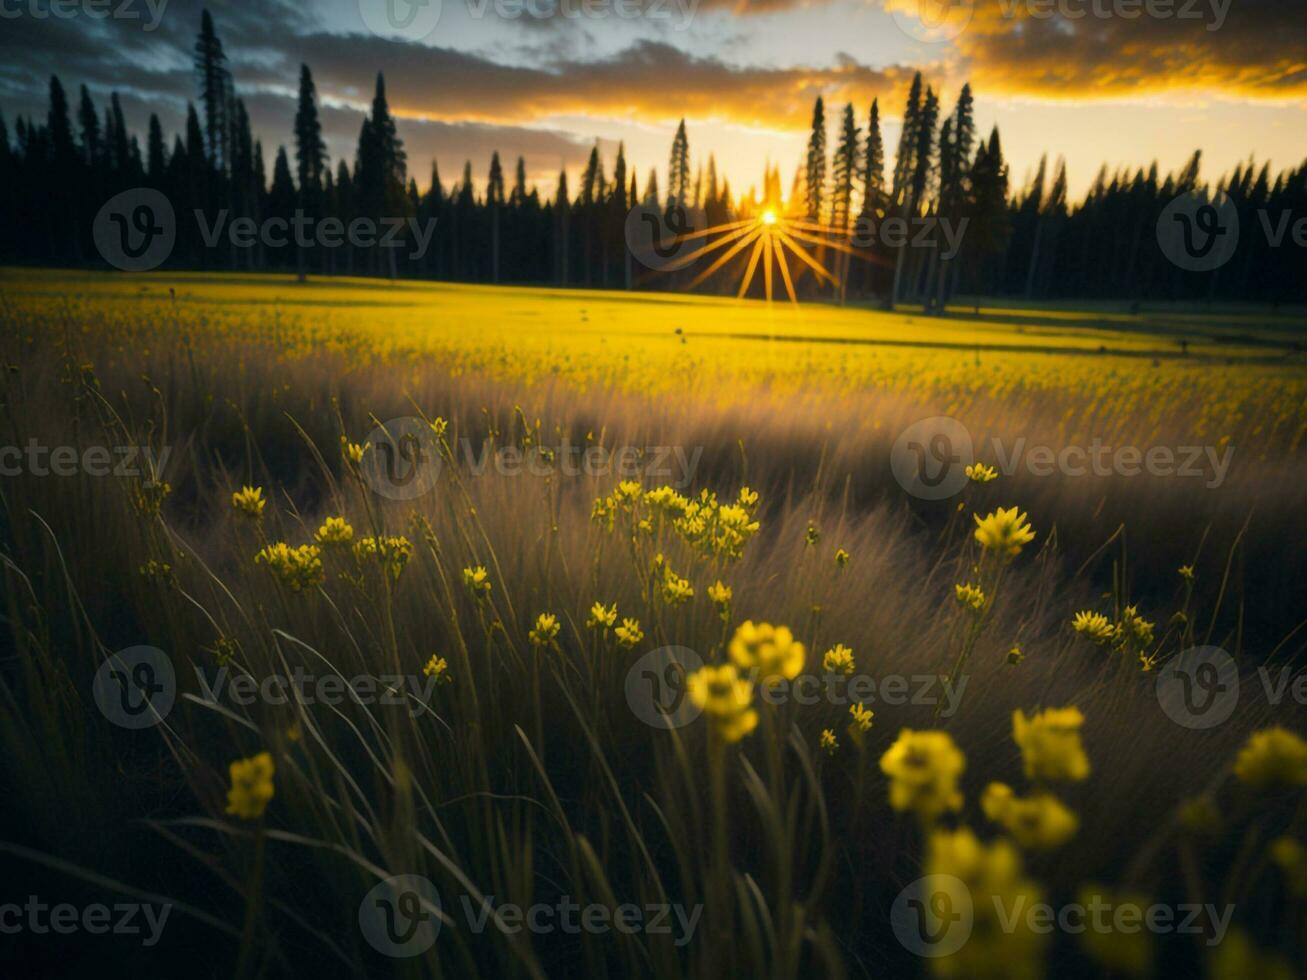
1 292 1304 978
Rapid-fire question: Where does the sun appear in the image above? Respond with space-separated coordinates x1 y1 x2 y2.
652 207 866 304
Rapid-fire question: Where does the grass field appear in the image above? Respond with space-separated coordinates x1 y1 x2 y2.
2 268 1306 978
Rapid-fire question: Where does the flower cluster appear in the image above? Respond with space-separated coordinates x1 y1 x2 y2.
255 542 324 592
879 729 966 822
687 664 757 743
728 621 805 687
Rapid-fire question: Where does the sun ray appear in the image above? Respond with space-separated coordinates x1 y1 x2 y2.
736 237 766 300
777 230 840 286
686 228 761 291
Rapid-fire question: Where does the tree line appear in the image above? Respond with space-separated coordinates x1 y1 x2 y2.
0 8 1302 305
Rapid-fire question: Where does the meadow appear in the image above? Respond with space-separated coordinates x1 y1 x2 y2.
2 267 1306 978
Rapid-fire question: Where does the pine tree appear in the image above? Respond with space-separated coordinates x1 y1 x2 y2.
804 96 827 221
829 102 859 232
488 151 504 282
294 65 327 197
77 85 100 167
147 115 167 185
861 99 885 220
194 9 232 174
667 120 690 213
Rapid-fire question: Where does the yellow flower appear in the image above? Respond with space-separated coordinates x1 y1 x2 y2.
966 462 998 483
1176 795 1221 836
314 516 354 544
687 664 757 743
981 782 1079 849
423 655 451 683
353 535 413 583
660 565 695 606
341 438 368 464
925 828 1047 979
255 542 324 592
880 729 965 822
707 580 733 607
954 582 987 614
822 644 856 675
819 728 839 755
529 613 561 648
231 485 265 519
728 621 806 687
1071 610 1116 645
848 702 875 734
1178 564 1195 582
1118 605 1155 651
834 547 850 568
1271 836 1307 898
805 521 820 546
1076 885 1153 977
1233 727 1307 791
225 751 275 820
586 601 618 629
429 417 448 439
973 506 1036 559
614 618 644 649
462 565 492 597
1007 644 1024 666
1012 707 1090 782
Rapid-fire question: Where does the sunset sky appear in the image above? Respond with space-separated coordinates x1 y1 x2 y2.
1 0 1302 202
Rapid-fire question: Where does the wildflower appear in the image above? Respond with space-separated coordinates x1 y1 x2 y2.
966 462 998 483
1077 886 1153 976
132 480 171 517
805 521 820 546
529 613 561 649
834 547 850 568
737 487 759 509
1233 727 1307 791
462 565 492 597
423 655 452 683
1118 605 1155 650
848 702 875 734
1178 564 1195 582
981 782 1079 849
614 618 644 649
314 516 354 544
286 722 302 743
973 507 1036 559
660 565 695 606
225 751 275 820
728 621 806 687
819 729 839 756
954 582 987 614
231 485 266 519
707 580 733 610
138 560 173 584
687 664 757 743
1071 610 1116 645
1012 707 1090 782
1007 644 1024 666
255 543 324 593
353 535 413 584
880 729 965 822
925 828 1047 978
823 644 856 675
1270 837 1307 898
429 417 448 439
341 438 368 465
586 602 617 630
